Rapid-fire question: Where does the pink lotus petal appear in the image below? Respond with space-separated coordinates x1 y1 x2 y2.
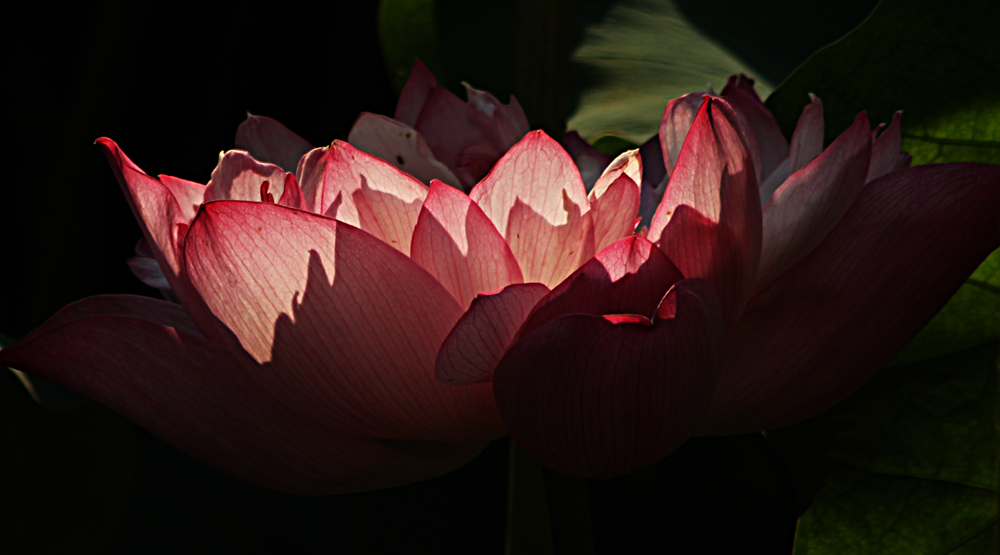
470 130 593 288
648 97 762 328
493 279 724 478
702 163 1000 434
789 93 824 175
0 295 486 495
277 173 306 210
591 148 642 200
157 174 205 224
517 235 683 341
867 111 903 183
638 135 668 226
659 92 706 177
756 112 871 287
394 59 438 127
435 283 550 386
461 83 530 148
127 257 170 290
234 114 313 173
184 201 505 441
204 150 290 203
296 141 428 255
721 75 790 184
589 149 642 252
411 180 524 308
348 112 461 188
561 131 612 191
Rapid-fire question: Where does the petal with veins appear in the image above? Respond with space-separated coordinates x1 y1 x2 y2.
348 112 461 188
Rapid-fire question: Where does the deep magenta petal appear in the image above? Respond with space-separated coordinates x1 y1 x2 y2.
788 94 824 175
436 282 550 386
867 111 903 183
0 295 485 495
703 163 1000 434
394 59 438 127
721 75 790 184
234 115 313 173
561 130 613 191
493 279 724 478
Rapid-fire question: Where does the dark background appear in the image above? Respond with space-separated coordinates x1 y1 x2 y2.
2 0 879 552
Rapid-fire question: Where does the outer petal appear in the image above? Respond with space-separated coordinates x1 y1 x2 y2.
184 201 505 441
0 295 486 495
561 130 612 192
435 283 550 385
204 150 290 203
659 92 706 177
867 111 903 183
234 114 313 173
590 150 642 252
347 112 461 188
703 163 1000 434
517 235 683 341
721 75 789 183
648 98 762 328
756 112 872 287
394 59 438 127
96 138 220 338
788 93 824 175
296 141 428 255
469 130 593 287
410 180 524 308
493 279 725 478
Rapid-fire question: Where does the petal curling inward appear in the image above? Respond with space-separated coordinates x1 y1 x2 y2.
296 141 428 255
469 130 592 288
348 112 461 188
517 235 683 341
234 115 313 173
435 283 550 386
648 98 762 328
590 150 642 252
867 111 903 183
0 295 487 495
721 75 789 183
789 93 824 175
493 279 725 478
184 201 505 441
757 112 872 287
659 92 706 177
703 163 1000 434
411 181 524 308
204 151 290 203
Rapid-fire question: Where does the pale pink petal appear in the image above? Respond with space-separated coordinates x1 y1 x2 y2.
204 150 290 203
234 114 313 173
648 98 762 328
702 163 1000 434
789 93 824 175
157 174 205 224
394 59 438 127
517 235 683 341
410 181 524 308
659 92 706 176
591 149 642 200
184 201 505 441
435 283 550 386
561 131 612 191
296 141 428 255
461 83 530 147
348 112 461 188
0 295 486 495
469 130 593 287
756 112 872 287
493 279 724 478
867 111 903 182
721 75 790 184
589 150 642 252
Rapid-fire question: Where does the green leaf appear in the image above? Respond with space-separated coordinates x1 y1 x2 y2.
769 342 999 554
590 134 639 157
378 0 449 94
765 0 1000 165
567 0 772 143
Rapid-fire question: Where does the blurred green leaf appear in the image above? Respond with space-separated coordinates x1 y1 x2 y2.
567 0 772 143
590 134 639 157
770 342 999 554
379 0 448 94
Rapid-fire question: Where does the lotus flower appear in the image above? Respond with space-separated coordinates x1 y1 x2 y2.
1 63 996 491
